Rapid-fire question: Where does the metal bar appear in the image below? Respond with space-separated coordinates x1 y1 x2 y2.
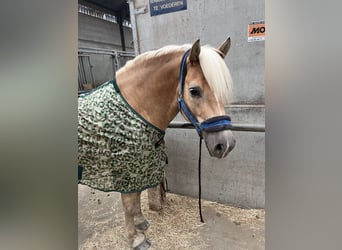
78 48 135 56
168 122 265 132
128 0 139 56
80 57 86 86
117 12 126 51
78 54 95 90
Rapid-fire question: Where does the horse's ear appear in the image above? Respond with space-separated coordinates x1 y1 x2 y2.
189 39 201 64
216 37 231 58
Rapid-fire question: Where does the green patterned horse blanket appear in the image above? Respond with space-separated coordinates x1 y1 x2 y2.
78 79 167 193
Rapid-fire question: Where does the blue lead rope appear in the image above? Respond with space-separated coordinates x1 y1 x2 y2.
198 137 204 223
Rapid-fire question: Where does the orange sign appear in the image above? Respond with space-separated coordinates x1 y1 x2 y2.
248 21 265 42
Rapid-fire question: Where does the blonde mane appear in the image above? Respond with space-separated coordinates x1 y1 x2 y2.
123 44 233 104
199 46 233 104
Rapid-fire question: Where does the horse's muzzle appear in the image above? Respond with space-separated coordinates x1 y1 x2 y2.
202 130 236 158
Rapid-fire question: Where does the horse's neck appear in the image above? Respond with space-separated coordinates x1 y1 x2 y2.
116 50 184 131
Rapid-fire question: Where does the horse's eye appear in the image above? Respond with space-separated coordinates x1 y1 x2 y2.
189 87 202 98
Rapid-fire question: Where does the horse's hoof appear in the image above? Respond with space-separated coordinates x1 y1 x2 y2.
135 219 150 232
133 237 151 250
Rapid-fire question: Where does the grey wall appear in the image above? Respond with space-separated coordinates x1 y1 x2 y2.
131 0 265 208
78 13 134 51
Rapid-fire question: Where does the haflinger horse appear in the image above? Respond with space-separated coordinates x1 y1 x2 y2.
78 37 236 249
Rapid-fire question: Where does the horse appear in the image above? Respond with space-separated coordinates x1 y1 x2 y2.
78 37 236 249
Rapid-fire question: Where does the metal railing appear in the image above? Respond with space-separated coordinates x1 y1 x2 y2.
78 48 135 91
78 48 135 72
78 55 94 90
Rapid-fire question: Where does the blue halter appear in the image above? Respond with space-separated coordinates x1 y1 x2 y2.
177 49 232 136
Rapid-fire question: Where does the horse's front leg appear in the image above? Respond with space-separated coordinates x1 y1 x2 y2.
121 192 150 250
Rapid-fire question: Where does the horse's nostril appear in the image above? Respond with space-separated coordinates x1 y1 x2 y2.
215 143 224 152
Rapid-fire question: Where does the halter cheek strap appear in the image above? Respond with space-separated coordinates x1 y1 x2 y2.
177 50 202 134
177 50 232 136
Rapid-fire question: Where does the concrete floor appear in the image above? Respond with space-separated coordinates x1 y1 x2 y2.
78 184 264 250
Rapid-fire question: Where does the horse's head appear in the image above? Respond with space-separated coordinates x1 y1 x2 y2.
180 37 236 158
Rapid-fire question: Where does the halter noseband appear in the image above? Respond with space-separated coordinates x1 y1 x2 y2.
177 49 232 136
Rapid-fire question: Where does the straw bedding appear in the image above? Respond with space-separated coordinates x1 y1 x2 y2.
80 191 265 250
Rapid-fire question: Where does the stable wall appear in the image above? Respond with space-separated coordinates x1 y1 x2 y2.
130 0 265 208
78 12 133 51
78 13 134 85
